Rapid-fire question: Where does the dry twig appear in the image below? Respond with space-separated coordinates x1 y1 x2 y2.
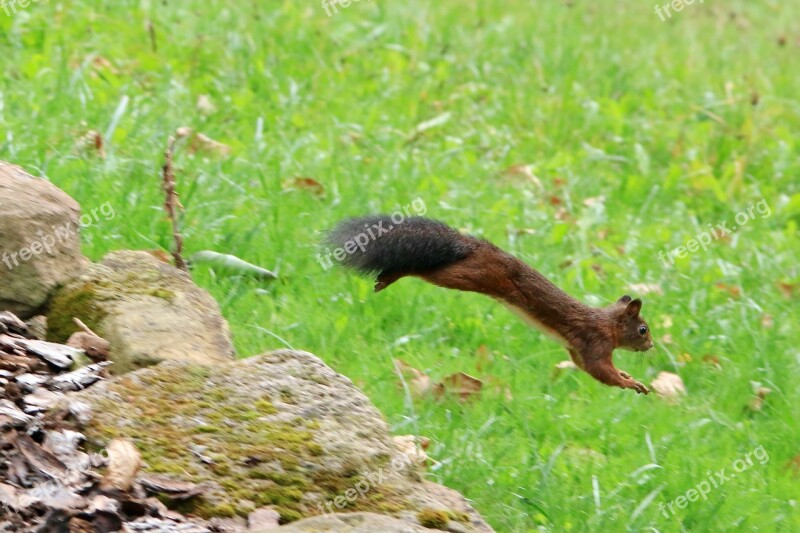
161 136 188 271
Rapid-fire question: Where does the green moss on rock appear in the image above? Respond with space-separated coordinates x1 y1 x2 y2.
46 282 108 342
80 359 405 522
418 508 450 529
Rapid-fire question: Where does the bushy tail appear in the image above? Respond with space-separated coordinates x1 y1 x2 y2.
324 215 480 290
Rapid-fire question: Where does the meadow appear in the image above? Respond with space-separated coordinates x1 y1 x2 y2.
1 1 799 530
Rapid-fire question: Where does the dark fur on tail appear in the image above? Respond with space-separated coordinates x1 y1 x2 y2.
325 216 479 289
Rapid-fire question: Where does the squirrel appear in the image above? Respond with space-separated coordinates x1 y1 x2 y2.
326 215 653 395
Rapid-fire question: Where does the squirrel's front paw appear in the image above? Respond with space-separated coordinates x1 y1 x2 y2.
619 370 632 379
628 380 650 395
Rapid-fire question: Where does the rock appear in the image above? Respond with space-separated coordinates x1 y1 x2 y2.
46 250 235 373
73 350 494 532
0 161 86 318
265 512 429 532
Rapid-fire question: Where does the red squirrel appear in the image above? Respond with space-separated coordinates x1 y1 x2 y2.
326 215 653 394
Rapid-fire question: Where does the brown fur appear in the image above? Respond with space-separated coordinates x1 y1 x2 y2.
377 238 654 394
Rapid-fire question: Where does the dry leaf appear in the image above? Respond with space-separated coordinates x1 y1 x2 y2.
393 359 433 397
196 94 217 116
101 439 140 492
175 126 194 138
499 164 544 190
484 376 513 401
282 177 326 197
677 352 693 363
145 249 172 264
190 132 231 156
475 344 492 373
651 371 686 401
74 130 105 159
702 354 722 369
715 282 742 298
747 386 772 413
434 372 483 402
552 360 578 380
761 314 774 328
777 281 797 299
393 435 431 466
626 283 664 296
582 195 606 207
787 455 800 476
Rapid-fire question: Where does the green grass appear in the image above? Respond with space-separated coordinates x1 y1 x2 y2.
2 1 799 531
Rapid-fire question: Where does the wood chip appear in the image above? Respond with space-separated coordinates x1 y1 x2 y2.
23 388 64 414
16 434 68 481
138 473 206 500
101 439 141 492
50 362 111 391
248 507 281 530
67 332 110 362
19 339 81 369
0 311 27 334
0 399 34 427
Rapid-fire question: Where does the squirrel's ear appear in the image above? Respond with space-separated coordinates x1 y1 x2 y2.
618 295 632 304
625 299 642 317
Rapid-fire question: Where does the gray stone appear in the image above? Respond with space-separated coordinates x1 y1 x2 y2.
73 350 493 532
47 250 234 373
0 161 86 318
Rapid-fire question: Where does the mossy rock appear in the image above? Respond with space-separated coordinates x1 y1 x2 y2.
46 250 234 373
73 350 494 531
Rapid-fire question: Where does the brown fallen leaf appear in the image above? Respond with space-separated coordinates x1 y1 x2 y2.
474 344 492 373
761 314 774 328
434 371 483 402
145 249 173 264
282 177 326 197
650 371 686 401
715 282 742 298
101 439 140 492
392 359 433 397
787 455 800 477
777 281 797 299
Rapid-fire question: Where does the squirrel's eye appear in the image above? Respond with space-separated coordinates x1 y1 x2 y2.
638 325 648 335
